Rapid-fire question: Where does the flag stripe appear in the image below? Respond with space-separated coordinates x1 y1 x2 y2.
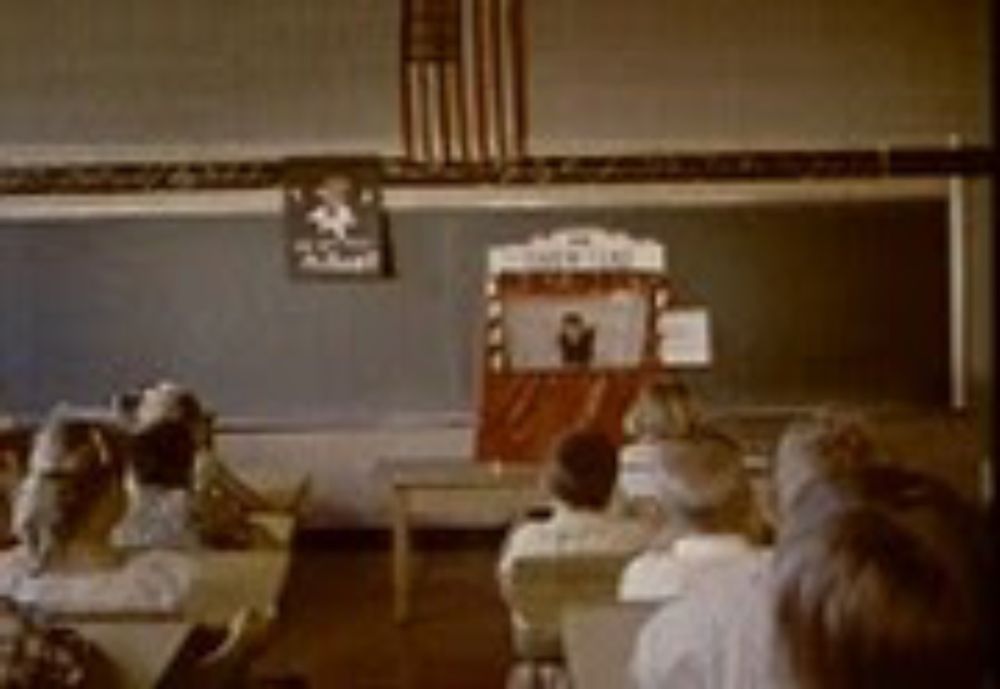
490 0 507 160
473 0 491 161
453 0 471 161
400 0 415 158
436 60 452 162
508 0 527 158
417 64 433 161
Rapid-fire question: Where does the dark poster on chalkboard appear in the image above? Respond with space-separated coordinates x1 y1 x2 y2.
283 160 391 279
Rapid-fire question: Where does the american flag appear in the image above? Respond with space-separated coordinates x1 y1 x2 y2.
400 0 527 165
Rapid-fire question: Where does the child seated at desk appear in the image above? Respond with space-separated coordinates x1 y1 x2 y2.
618 428 765 602
0 414 194 617
114 381 279 550
113 420 202 550
630 414 990 689
128 381 274 512
617 377 703 522
497 429 652 594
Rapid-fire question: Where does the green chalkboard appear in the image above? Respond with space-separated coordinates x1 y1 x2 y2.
0 198 949 422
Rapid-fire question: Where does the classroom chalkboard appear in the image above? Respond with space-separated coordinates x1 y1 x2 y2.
0 198 950 423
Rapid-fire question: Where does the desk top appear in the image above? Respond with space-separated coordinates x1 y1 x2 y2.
563 603 657 689
45 548 292 629
185 549 292 627
381 458 540 489
74 620 191 689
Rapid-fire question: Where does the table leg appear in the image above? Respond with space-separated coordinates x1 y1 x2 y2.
392 487 411 623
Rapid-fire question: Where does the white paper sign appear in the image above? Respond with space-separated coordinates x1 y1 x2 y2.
488 227 666 274
659 308 712 366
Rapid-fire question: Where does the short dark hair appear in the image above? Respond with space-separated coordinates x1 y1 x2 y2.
110 389 142 421
130 420 196 489
774 465 989 689
545 430 618 510
172 391 205 427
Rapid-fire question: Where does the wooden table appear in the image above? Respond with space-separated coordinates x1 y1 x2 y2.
180 506 298 627
74 620 192 689
562 603 657 689
383 458 542 623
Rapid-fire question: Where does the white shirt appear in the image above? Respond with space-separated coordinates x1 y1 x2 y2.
0 547 195 617
112 486 200 550
618 441 669 501
619 533 760 602
497 503 652 590
631 553 779 689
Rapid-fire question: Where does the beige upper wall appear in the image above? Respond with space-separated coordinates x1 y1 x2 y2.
531 0 990 152
0 0 989 159
0 0 399 158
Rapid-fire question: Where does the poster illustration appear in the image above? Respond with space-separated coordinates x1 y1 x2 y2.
284 160 390 279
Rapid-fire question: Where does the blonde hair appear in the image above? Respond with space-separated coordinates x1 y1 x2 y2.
774 466 988 689
623 378 697 439
656 431 756 534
